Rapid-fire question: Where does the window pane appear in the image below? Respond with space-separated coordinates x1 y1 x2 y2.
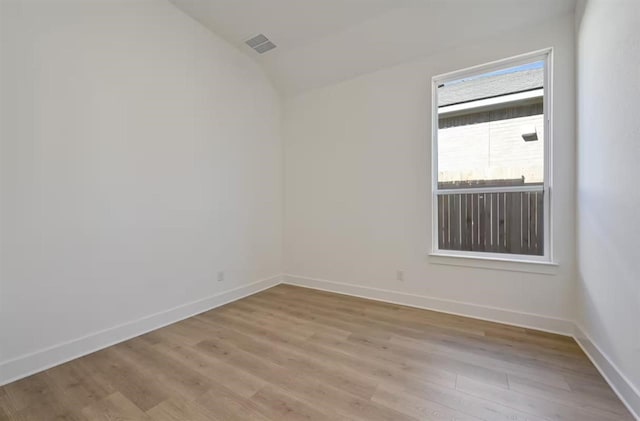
437 61 544 189
437 191 544 256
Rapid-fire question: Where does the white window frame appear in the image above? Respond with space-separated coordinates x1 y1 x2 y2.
430 48 554 264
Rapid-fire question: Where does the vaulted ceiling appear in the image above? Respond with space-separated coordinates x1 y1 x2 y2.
170 0 576 96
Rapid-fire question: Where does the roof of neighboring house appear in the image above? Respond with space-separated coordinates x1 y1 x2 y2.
438 68 543 107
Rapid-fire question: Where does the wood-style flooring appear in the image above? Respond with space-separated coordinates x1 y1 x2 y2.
0 284 634 420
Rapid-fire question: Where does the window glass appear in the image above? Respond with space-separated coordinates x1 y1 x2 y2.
433 56 548 258
437 61 544 189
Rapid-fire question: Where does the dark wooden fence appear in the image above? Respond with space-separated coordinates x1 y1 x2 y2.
437 189 544 255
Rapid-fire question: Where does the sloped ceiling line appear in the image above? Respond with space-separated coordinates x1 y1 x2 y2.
169 0 576 96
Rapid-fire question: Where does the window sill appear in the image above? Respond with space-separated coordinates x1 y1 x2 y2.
428 252 558 275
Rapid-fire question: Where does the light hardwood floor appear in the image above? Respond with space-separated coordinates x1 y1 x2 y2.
0 284 634 420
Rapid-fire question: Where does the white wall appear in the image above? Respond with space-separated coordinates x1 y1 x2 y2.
576 0 640 405
0 0 282 381
283 14 576 327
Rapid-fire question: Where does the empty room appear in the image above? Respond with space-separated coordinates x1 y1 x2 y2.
1 0 638 420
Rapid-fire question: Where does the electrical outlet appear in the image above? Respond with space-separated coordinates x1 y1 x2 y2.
396 270 404 282
217 271 224 282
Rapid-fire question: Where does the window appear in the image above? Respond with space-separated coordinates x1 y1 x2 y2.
431 49 552 262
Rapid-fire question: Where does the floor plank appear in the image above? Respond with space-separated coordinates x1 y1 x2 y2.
0 284 633 420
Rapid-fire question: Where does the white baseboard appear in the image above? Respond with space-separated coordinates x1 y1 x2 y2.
0 274 282 387
574 325 640 420
283 274 575 335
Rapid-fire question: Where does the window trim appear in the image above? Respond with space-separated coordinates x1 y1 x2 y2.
430 48 554 264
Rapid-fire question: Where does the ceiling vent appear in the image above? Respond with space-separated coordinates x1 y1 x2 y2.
245 34 276 54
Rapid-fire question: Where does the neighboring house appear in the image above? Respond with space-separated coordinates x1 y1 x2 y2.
437 67 544 186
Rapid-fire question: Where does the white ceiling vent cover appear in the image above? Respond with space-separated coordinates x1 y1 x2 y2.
245 34 277 54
